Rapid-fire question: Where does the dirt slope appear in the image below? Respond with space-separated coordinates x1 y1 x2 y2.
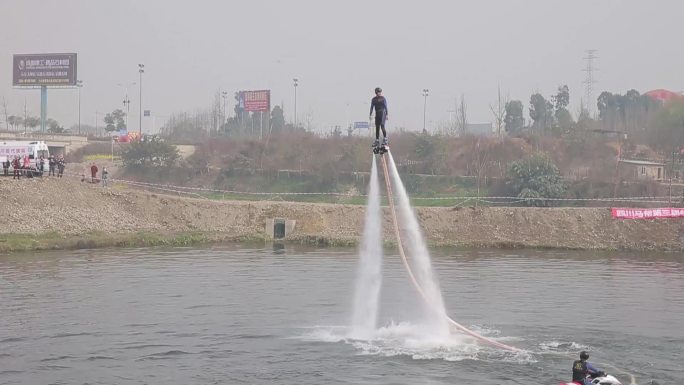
1 177 682 251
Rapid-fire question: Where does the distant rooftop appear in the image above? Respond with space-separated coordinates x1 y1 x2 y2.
619 159 666 166
644 89 684 102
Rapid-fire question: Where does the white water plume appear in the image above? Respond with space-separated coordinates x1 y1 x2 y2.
350 156 383 339
386 152 450 338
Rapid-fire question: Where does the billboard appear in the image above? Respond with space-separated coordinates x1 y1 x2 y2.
13 53 78 86
240 90 270 112
353 121 370 130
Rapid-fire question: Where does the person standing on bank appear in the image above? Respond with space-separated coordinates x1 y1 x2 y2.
90 162 98 183
48 155 56 176
57 156 65 177
101 167 109 188
369 87 388 148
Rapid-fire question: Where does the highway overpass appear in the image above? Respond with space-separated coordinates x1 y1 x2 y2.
0 132 89 156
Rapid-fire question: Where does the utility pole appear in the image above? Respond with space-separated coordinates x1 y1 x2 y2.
40 86 47 132
23 98 27 135
221 91 227 131
293 78 299 127
422 88 429 133
123 96 131 130
138 64 144 135
77 80 83 135
670 147 676 205
117 82 135 132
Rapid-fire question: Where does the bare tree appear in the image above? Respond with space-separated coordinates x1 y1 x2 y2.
25 116 40 131
7 115 23 131
304 110 315 132
435 120 453 136
469 137 490 207
211 91 221 134
447 102 458 136
489 85 508 139
457 94 468 136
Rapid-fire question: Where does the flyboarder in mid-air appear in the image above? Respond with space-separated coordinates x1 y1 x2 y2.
369 87 388 153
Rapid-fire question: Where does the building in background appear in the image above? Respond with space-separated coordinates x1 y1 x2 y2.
619 159 666 181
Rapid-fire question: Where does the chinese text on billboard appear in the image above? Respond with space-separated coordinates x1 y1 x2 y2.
13 53 78 87
241 90 270 112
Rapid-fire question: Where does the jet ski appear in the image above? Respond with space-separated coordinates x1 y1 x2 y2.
558 373 622 385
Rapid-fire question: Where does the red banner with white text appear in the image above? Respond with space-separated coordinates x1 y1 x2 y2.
240 90 270 112
612 208 684 219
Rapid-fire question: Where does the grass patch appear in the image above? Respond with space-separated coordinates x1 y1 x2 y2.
0 231 215 254
292 235 357 247
195 191 487 207
84 154 121 161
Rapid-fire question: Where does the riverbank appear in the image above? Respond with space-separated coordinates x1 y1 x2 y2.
1 177 682 253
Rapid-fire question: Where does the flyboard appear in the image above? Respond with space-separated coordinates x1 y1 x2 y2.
371 141 389 155
371 124 389 155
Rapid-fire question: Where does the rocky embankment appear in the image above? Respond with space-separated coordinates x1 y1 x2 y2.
1 177 682 252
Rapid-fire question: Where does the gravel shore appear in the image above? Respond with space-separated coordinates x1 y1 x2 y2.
1 177 682 252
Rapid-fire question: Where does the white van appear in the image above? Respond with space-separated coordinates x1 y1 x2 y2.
0 141 51 174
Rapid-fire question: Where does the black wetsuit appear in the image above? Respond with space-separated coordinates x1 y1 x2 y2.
369 95 388 140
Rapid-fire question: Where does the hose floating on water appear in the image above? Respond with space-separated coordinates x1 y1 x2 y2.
379 152 521 352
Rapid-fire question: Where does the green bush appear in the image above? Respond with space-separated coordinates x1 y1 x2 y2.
508 152 566 206
121 138 180 169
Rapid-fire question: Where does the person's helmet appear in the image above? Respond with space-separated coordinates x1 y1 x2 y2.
580 351 589 360
375 87 382 94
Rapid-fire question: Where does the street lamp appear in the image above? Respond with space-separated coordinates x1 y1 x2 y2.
422 88 430 133
138 64 144 135
76 80 83 135
293 78 299 127
117 82 136 130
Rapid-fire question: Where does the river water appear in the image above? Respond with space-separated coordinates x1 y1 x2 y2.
1 246 682 384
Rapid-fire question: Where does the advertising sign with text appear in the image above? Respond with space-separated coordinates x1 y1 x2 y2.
13 53 78 86
241 90 270 112
611 207 684 219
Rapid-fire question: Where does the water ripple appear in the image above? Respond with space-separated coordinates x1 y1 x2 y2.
85 355 116 361
137 350 193 360
0 337 26 343
119 343 178 350
39 355 76 362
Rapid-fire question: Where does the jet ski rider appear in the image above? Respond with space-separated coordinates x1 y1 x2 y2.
573 351 605 385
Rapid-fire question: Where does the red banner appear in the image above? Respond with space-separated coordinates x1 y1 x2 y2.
241 90 270 112
612 208 684 219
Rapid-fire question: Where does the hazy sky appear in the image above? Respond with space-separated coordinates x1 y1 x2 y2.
1 0 683 134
